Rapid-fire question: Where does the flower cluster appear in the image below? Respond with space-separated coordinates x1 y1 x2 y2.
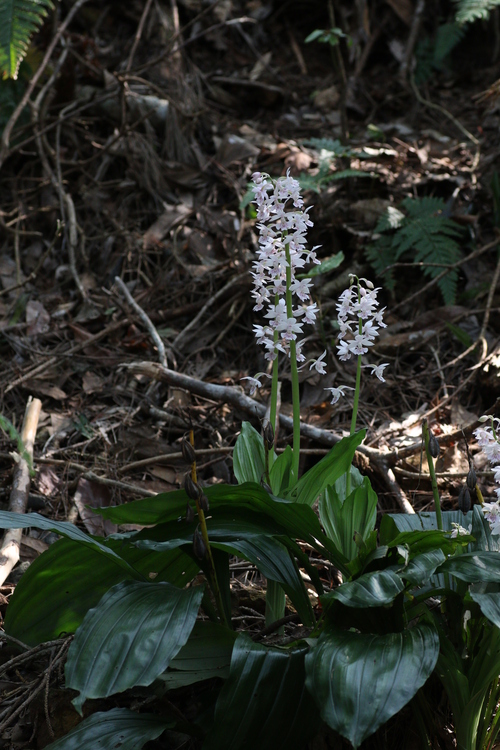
336 278 388 369
323 277 389 405
250 171 322 366
474 416 500 534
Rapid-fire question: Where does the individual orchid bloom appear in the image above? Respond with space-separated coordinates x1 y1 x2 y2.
325 385 355 405
308 351 327 374
483 501 500 536
449 522 472 538
363 363 390 382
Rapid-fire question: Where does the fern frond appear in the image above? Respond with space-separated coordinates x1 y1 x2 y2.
453 0 500 23
366 196 465 305
433 22 465 66
364 237 397 291
0 0 54 80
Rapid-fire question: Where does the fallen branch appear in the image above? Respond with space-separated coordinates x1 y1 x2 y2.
0 397 42 586
125 361 415 513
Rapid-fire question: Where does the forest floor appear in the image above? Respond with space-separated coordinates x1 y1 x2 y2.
0 0 500 747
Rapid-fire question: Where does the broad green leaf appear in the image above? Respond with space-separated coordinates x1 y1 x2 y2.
380 509 473 543
44 708 171 750
269 445 293 496
305 623 439 748
233 421 265 484
0 511 138 573
319 476 377 560
470 591 500 628
131 515 314 626
159 621 236 688
204 634 320 750
471 504 500 552
66 580 204 713
4 536 198 645
99 483 351 576
301 251 344 278
439 552 500 583
400 549 446 586
322 570 404 608
291 431 365 506
384 528 470 557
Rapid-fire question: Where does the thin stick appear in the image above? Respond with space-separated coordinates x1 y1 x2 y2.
114 277 168 368
125 361 414 512
126 0 154 72
0 398 42 586
0 0 90 167
173 272 248 349
5 319 128 393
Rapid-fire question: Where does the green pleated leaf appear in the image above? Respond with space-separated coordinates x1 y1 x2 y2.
204 634 320 750
380 510 473 542
66 580 204 714
470 591 500 628
305 623 439 748
211 537 314 626
233 421 265 484
438 552 500 582
99 483 350 576
44 708 171 750
4 536 198 645
322 570 404 608
160 621 236 689
400 549 446 586
319 476 377 560
131 514 314 626
0 511 138 572
269 445 293 496
290 431 366 506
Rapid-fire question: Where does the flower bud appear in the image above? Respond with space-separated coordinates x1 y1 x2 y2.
185 502 195 523
428 434 440 459
198 492 210 514
458 485 471 514
263 421 274 450
184 473 202 501
466 466 477 490
260 478 272 494
193 528 207 559
181 439 196 465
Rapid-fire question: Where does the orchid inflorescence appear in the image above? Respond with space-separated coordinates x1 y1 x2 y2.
249 171 321 364
474 416 500 535
244 170 388 406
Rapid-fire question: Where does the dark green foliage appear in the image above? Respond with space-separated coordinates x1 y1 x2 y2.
453 0 500 23
0 0 54 79
365 196 465 305
415 22 466 84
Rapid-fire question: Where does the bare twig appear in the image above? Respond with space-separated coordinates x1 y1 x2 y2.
126 0 154 72
173 272 249 349
125 361 414 512
0 0 91 167
5 319 128 393
114 277 168 368
0 397 42 586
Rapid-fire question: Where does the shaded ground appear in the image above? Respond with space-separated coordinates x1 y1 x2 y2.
0 0 500 746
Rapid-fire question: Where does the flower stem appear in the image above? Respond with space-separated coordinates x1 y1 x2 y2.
422 420 443 531
190 433 230 627
346 314 363 498
285 243 301 485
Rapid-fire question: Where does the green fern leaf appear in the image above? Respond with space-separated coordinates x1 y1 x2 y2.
366 196 465 305
0 0 54 80
433 23 465 66
364 237 397 291
453 0 500 23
